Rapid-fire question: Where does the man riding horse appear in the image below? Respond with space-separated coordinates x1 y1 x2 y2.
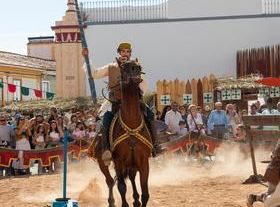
84 42 156 164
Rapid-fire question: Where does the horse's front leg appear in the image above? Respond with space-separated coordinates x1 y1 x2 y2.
97 159 116 207
117 172 129 207
139 160 150 207
129 169 141 207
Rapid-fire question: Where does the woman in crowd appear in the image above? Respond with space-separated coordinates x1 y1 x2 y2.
187 104 205 136
13 116 31 175
33 124 47 150
87 121 97 140
73 121 86 143
47 120 63 148
226 104 241 137
67 114 78 134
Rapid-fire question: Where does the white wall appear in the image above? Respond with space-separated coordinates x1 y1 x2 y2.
85 16 280 95
168 0 261 18
22 78 37 101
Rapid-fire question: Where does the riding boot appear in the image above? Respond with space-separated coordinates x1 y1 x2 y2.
145 119 162 157
101 126 112 166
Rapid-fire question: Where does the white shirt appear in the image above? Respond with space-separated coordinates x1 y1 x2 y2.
164 110 182 133
187 113 203 132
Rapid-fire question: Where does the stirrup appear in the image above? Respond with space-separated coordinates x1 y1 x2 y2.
102 150 112 166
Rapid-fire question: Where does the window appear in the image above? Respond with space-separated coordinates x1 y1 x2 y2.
13 79 21 101
42 81 50 99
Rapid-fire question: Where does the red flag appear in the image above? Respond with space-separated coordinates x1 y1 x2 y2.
34 89 42 98
8 84 16 93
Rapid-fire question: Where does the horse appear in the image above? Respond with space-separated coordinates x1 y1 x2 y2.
91 59 152 207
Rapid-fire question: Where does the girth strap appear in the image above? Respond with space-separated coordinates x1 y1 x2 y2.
109 111 153 152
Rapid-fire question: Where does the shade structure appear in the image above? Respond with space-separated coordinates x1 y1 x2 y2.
255 77 280 87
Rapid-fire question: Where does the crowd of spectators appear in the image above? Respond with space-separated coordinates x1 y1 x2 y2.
156 98 280 141
0 98 279 177
0 107 101 176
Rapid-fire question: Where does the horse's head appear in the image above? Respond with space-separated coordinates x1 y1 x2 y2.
119 59 144 86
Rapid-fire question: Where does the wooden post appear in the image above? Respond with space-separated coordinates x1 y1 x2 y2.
246 126 258 176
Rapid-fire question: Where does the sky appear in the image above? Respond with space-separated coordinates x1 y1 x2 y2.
0 0 72 55
0 0 166 55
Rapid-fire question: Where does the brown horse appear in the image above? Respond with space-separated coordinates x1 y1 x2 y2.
92 60 152 207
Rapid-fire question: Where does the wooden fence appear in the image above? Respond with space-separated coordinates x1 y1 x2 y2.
156 74 216 112
237 44 280 78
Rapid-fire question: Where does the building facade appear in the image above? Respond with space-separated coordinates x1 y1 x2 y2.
0 51 56 106
81 0 280 94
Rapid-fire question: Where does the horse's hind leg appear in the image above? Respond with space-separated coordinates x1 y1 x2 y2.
129 169 141 207
139 161 150 207
117 172 129 207
98 159 116 207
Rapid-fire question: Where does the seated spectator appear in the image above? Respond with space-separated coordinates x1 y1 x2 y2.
272 101 280 114
178 120 188 135
250 103 261 116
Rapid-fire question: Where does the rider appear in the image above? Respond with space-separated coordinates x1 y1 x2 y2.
83 42 156 163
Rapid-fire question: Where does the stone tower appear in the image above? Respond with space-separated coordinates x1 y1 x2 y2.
52 0 86 98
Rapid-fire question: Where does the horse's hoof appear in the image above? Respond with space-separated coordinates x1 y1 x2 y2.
108 204 116 207
246 194 256 207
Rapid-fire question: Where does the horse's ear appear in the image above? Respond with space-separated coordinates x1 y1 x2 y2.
135 58 139 62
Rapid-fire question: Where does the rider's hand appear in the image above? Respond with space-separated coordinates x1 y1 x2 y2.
82 48 89 57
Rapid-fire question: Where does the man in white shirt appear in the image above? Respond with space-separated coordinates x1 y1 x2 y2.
164 102 182 133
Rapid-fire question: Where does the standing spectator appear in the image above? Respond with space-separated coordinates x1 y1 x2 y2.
73 122 86 143
47 120 63 148
226 104 241 137
164 102 182 133
67 114 78 134
48 107 58 124
0 115 15 148
207 102 229 139
87 121 97 140
179 105 189 131
187 105 205 136
33 124 47 150
159 105 171 122
13 125 31 175
0 115 15 176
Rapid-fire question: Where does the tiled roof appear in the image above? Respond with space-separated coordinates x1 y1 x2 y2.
0 51 56 71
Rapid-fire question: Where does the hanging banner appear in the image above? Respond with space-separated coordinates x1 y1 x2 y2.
221 90 232 101
231 89 241 100
203 92 213 103
269 87 280 98
160 95 171 105
183 94 192 104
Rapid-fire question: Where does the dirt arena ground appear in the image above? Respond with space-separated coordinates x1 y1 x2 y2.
0 144 270 207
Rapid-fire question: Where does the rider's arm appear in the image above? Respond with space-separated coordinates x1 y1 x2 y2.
139 75 148 94
92 64 109 79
